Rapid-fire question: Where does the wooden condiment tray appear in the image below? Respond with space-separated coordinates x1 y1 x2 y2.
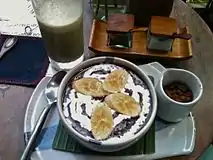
89 19 192 60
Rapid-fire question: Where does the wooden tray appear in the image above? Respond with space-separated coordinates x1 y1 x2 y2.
89 19 192 60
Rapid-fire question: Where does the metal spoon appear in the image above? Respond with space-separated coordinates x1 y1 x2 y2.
0 36 18 60
20 71 67 160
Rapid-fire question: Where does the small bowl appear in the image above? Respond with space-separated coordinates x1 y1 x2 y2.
156 68 203 122
57 56 157 152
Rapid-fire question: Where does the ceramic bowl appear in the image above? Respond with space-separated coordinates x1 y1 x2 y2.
156 68 203 122
57 56 157 152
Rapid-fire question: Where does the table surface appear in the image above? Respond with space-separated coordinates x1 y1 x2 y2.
0 0 213 160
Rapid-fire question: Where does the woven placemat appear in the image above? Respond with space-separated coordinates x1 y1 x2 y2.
52 121 155 156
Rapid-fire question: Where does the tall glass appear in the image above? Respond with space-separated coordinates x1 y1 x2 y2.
31 0 84 70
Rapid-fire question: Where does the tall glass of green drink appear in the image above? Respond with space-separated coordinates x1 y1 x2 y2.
31 0 84 70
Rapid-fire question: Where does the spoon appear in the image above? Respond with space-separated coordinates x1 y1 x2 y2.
20 71 67 160
0 36 18 60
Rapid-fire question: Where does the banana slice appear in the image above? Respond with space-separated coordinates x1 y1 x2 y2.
91 102 113 140
105 93 141 117
72 78 108 97
103 69 128 93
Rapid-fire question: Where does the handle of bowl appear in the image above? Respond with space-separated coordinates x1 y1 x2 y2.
148 62 166 73
148 62 166 87
139 62 166 88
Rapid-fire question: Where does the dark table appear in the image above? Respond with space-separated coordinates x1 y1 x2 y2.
0 0 213 159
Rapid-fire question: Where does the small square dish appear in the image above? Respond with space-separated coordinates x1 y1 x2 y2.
107 14 134 49
147 16 177 52
107 32 132 49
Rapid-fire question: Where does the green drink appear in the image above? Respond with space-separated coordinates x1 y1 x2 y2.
33 0 84 70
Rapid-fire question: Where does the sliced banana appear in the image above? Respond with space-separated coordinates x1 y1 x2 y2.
91 102 113 140
72 78 108 97
103 69 128 93
105 93 141 117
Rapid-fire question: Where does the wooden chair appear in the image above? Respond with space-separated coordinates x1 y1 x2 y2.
206 0 213 8
195 0 213 31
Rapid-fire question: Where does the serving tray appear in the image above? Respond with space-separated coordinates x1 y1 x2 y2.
23 62 195 160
